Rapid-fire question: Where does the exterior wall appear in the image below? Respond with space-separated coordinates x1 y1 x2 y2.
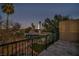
59 20 79 43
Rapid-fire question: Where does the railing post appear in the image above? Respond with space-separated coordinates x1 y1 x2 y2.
16 43 17 55
45 35 48 49
25 41 26 55
27 35 28 56
22 42 24 55
2 46 4 56
19 42 20 55
11 44 13 56
7 45 9 56
31 35 33 56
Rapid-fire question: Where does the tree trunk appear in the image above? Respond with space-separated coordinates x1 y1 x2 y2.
6 14 9 30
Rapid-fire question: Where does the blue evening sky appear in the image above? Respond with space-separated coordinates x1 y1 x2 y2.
0 3 79 28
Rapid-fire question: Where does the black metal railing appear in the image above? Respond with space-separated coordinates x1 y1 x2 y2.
25 33 50 56
0 33 52 56
0 39 28 56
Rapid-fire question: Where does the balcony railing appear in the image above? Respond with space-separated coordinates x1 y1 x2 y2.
0 33 53 56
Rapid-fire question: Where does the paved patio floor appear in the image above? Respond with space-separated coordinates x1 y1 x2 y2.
39 40 79 56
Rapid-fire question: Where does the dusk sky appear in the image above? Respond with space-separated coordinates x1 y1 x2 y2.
0 3 79 28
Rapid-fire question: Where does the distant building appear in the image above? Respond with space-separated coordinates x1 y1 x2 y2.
27 21 43 34
37 21 42 34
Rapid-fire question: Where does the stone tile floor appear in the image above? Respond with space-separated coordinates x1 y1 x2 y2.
39 40 79 56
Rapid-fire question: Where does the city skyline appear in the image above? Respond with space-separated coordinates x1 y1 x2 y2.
0 3 79 28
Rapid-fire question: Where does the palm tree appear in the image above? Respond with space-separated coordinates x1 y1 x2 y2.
1 3 14 30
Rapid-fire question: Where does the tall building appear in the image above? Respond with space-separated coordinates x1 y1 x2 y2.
37 21 42 33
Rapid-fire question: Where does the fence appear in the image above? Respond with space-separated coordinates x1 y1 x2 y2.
0 33 52 56
0 39 27 56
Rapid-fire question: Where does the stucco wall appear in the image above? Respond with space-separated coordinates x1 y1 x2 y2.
59 20 79 43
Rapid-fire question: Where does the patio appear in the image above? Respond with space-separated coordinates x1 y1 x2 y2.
39 40 79 56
